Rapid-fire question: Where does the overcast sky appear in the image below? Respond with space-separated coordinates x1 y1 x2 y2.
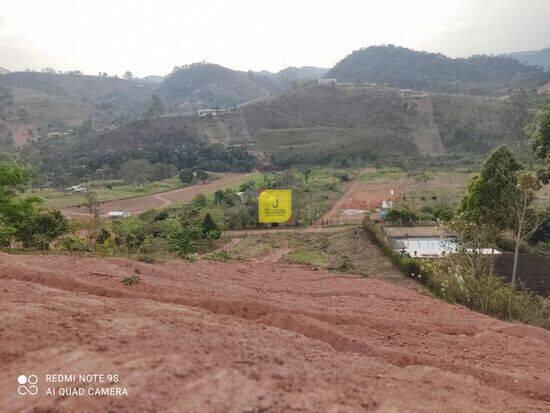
1 0 549 77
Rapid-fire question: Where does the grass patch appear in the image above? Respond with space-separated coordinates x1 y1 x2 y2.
285 247 329 267
31 177 184 209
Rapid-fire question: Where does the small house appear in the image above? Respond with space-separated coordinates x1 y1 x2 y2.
107 211 130 219
319 79 337 86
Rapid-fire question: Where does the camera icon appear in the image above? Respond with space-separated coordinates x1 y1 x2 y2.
17 375 39 396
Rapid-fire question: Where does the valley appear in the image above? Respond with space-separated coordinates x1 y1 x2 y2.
1 34 550 413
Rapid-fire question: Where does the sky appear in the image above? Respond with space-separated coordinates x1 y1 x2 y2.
1 0 549 77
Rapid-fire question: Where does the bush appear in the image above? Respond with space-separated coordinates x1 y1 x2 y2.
428 256 550 328
385 208 418 225
60 235 88 252
363 222 425 280
122 275 140 286
364 221 550 329
137 254 156 264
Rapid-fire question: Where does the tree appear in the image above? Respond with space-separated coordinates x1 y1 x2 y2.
78 118 94 136
85 190 100 215
0 162 69 249
510 173 542 297
530 103 550 183
195 169 209 183
302 168 312 184
121 159 154 184
15 209 69 250
505 89 530 142
214 189 225 204
0 162 29 246
459 145 523 272
178 168 194 185
147 95 165 117
202 213 220 239
123 71 133 80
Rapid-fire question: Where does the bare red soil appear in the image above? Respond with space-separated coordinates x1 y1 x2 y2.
1 252 549 412
318 181 402 224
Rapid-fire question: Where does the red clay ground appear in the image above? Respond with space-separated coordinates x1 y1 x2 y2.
1 252 549 412
318 181 402 224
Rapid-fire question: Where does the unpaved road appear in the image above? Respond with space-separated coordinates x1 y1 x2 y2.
63 173 253 217
1 252 549 412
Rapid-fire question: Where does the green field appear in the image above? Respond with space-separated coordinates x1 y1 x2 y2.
29 177 184 209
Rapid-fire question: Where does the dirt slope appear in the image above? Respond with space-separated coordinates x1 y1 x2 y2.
1 253 549 412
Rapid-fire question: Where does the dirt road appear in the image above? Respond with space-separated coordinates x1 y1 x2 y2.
1 252 549 412
63 173 253 217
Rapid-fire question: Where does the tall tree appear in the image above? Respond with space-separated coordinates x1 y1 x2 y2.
123 71 133 80
195 169 209 183
147 95 165 117
202 213 220 239
510 173 542 296
178 168 194 185
459 145 523 271
0 162 68 248
531 103 550 183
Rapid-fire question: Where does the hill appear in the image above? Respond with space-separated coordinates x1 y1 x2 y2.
258 66 328 89
2 252 550 412
20 113 257 186
158 62 279 111
503 47 550 71
241 83 516 165
326 45 550 95
0 71 154 113
0 72 157 147
22 83 523 178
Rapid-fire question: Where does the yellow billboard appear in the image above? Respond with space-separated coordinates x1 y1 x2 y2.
258 190 292 223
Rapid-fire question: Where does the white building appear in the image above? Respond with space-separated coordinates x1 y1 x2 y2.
66 185 87 193
197 109 217 117
107 211 130 219
318 79 337 86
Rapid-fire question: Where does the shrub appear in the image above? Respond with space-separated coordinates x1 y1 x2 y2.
364 221 550 329
137 254 156 264
60 235 88 252
122 275 140 286
385 208 418 225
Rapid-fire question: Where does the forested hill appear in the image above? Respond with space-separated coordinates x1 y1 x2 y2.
157 63 279 111
502 48 550 71
326 45 550 95
0 71 154 113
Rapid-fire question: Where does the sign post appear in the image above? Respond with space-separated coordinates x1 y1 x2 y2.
258 190 292 224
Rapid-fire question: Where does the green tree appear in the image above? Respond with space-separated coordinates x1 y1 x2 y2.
14 205 69 249
459 146 523 271
78 118 94 136
179 168 194 185
530 103 550 183
123 71 133 80
195 169 209 183
302 168 312 184
147 94 165 117
510 173 542 297
202 213 220 239
121 159 154 184
1 162 69 249
85 190 100 215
